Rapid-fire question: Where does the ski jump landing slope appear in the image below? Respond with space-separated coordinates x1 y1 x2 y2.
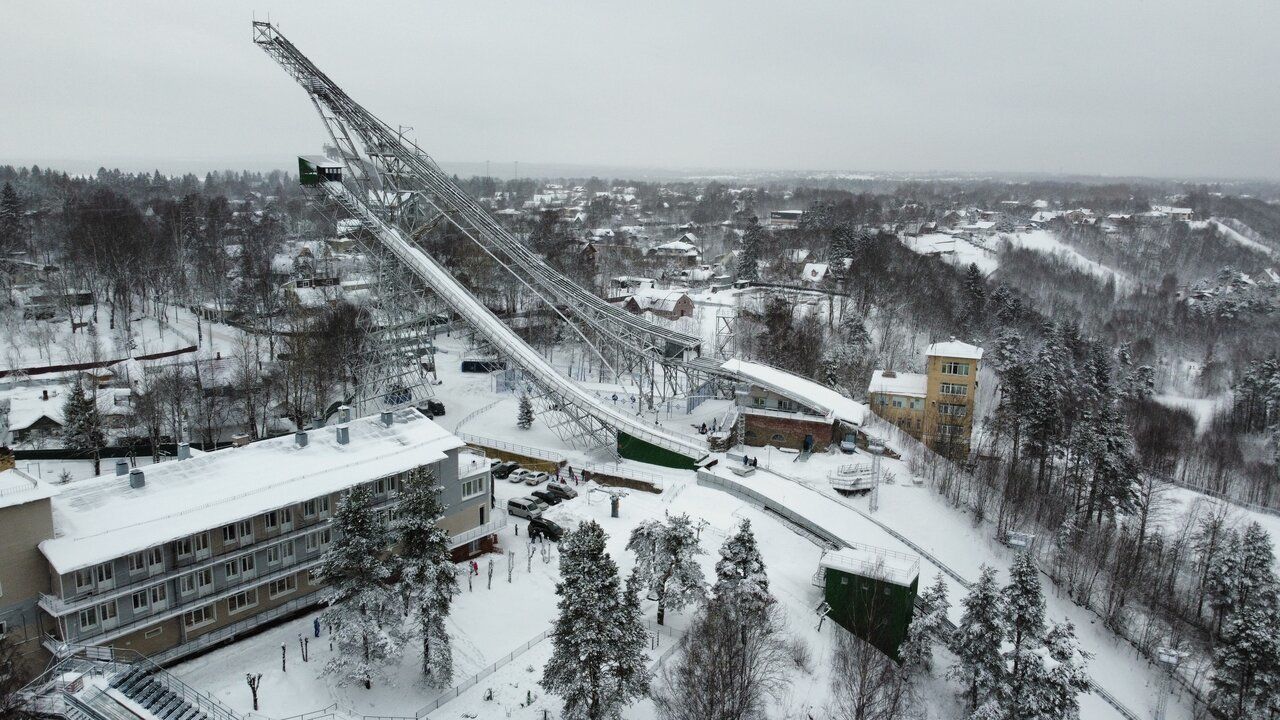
322 181 708 467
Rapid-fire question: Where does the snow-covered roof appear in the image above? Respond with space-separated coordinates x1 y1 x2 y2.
926 340 984 360
0 468 59 510
867 370 927 398
651 239 700 255
3 386 66 431
720 358 867 427
627 287 691 313
801 263 829 282
40 409 464 575
820 544 919 587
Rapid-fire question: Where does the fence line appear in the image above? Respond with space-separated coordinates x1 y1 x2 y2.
413 629 551 717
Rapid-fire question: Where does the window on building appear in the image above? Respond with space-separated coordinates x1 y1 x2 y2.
264 511 279 530
282 540 295 562
878 396 888 407
266 545 281 565
222 524 238 544
226 589 258 615
183 605 215 630
99 601 118 627
237 520 253 543
303 496 331 519
180 574 196 595
150 585 168 610
939 423 965 438
129 551 148 574
891 398 904 408
240 554 256 578
197 568 213 591
94 563 114 589
910 399 923 411
461 475 487 500
224 559 240 581
131 590 149 612
78 607 97 630
941 362 970 376
939 403 968 418
939 383 968 397
305 528 331 552
268 576 297 599
74 568 94 591
752 396 765 407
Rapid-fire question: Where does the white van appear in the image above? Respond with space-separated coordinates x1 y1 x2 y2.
507 497 543 520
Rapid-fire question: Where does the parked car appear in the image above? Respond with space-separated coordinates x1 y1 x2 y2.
426 399 445 417
492 461 520 479
531 489 561 506
545 482 578 500
528 517 565 542
839 433 858 454
508 469 531 484
524 496 550 514
523 471 549 486
507 497 543 520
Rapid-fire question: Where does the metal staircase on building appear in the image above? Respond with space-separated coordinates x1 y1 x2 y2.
109 667 208 720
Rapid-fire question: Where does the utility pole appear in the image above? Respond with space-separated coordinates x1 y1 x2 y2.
869 441 884 513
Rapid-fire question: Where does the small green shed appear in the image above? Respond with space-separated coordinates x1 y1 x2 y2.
298 155 344 186
818 544 920 662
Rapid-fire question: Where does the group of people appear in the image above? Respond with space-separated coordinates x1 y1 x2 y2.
742 455 759 467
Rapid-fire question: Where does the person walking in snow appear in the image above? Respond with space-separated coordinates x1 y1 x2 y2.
313 617 321 638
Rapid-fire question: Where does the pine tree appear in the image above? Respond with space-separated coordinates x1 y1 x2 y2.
736 223 762 281
1036 621 1092 720
0 182 21 252
712 519 773 618
628 513 706 625
517 394 534 430
963 262 987 333
319 486 400 689
541 521 650 720
1000 553 1048 714
395 467 459 685
901 573 950 675
949 565 1005 710
61 376 104 475
1209 522 1280 719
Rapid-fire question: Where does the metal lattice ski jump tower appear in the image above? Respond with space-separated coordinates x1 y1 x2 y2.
253 21 710 468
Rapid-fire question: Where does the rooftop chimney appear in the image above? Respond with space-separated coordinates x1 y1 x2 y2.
339 405 352 423
295 430 309 448
128 468 145 489
336 424 350 445
115 459 129 476
380 410 394 427
231 433 251 448
177 442 191 461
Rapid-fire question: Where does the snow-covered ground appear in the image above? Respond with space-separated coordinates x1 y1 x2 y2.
167 337 1196 719
0 306 197 373
1000 230 1134 292
1207 219 1277 258
902 233 999 275
1153 391 1230 434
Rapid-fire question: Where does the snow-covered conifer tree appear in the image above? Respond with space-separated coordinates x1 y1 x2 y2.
395 467 459 685
901 573 949 675
712 519 772 619
319 486 400 689
628 513 706 625
949 565 1005 710
541 521 650 720
1209 522 1280 718
517 394 534 430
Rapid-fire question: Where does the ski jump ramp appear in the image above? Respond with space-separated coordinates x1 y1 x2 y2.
322 181 709 469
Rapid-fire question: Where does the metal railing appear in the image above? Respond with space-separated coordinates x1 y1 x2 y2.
454 432 565 464
447 510 508 550
146 590 326 667
413 629 551 717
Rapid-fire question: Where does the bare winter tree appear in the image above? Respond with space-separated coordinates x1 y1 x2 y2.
651 601 791 720
827 629 913 720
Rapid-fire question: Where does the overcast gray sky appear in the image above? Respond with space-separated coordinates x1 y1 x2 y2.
3 1 1278 179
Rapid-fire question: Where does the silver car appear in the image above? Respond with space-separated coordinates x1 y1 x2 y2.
524 470 549 486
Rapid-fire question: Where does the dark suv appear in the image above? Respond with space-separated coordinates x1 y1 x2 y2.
528 517 565 542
